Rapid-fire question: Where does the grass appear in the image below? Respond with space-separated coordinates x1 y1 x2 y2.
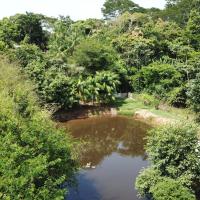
113 94 195 121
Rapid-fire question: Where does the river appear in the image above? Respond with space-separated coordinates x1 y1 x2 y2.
60 116 151 200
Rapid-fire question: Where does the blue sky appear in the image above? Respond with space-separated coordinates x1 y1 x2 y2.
0 0 166 20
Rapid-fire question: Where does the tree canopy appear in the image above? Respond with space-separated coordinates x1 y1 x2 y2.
102 0 144 19
0 57 78 199
1 0 200 199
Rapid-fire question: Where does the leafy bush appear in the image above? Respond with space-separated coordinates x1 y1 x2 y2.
42 72 79 108
137 93 159 109
74 38 117 73
0 57 78 199
135 168 162 197
146 123 200 181
136 123 200 199
136 170 196 200
132 62 182 96
187 73 200 118
78 71 120 104
13 43 43 68
150 178 196 200
167 86 187 107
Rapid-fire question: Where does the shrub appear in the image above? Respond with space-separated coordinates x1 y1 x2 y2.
167 86 187 107
146 123 200 182
74 38 116 73
132 62 182 96
13 43 43 68
137 93 159 109
187 73 200 119
0 57 78 199
135 123 200 199
150 178 196 200
135 168 162 197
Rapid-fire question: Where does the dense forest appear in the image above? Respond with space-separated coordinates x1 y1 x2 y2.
0 0 200 199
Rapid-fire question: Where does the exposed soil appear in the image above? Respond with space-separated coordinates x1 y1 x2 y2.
53 105 117 122
53 105 174 126
134 109 174 126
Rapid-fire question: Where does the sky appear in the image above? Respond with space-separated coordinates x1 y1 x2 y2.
0 0 166 20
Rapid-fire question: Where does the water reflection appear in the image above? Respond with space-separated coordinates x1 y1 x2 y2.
61 116 151 200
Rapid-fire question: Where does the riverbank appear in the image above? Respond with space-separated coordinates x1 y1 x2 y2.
53 95 195 127
114 97 195 126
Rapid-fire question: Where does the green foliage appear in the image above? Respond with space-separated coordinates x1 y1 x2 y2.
42 72 79 108
1 0 200 112
48 16 76 59
0 40 7 51
74 38 117 73
136 169 196 200
167 86 187 107
132 62 182 96
25 58 80 108
78 71 120 104
137 93 159 108
187 73 200 115
136 123 200 199
113 34 155 67
150 178 196 200
110 12 150 34
0 57 77 199
13 13 48 49
163 0 194 26
186 9 200 50
146 123 200 181
0 13 47 49
135 168 162 197
93 71 120 103
101 0 144 19
13 43 43 68
0 17 19 46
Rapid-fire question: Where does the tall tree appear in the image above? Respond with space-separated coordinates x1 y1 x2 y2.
162 0 200 26
101 0 144 19
186 9 200 49
0 13 48 49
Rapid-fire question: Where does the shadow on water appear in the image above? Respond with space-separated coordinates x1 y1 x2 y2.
67 172 102 200
61 116 152 200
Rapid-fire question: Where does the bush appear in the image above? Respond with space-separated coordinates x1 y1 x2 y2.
146 123 200 181
13 43 43 68
42 72 79 108
135 123 200 199
135 168 162 197
187 73 200 119
136 171 196 200
0 57 78 199
132 62 182 96
137 93 159 109
167 86 187 107
78 71 120 104
74 38 116 73
0 40 6 51
150 178 196 200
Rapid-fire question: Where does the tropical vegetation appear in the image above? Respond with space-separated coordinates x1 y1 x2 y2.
1 0 200 199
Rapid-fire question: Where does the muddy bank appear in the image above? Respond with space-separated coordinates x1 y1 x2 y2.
53 105 173 126
134 109 174 126
53 105 117 122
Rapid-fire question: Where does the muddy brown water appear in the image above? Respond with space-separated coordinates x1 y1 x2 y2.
61 116 151 200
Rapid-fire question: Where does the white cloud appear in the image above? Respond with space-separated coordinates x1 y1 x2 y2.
0 0 166 20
